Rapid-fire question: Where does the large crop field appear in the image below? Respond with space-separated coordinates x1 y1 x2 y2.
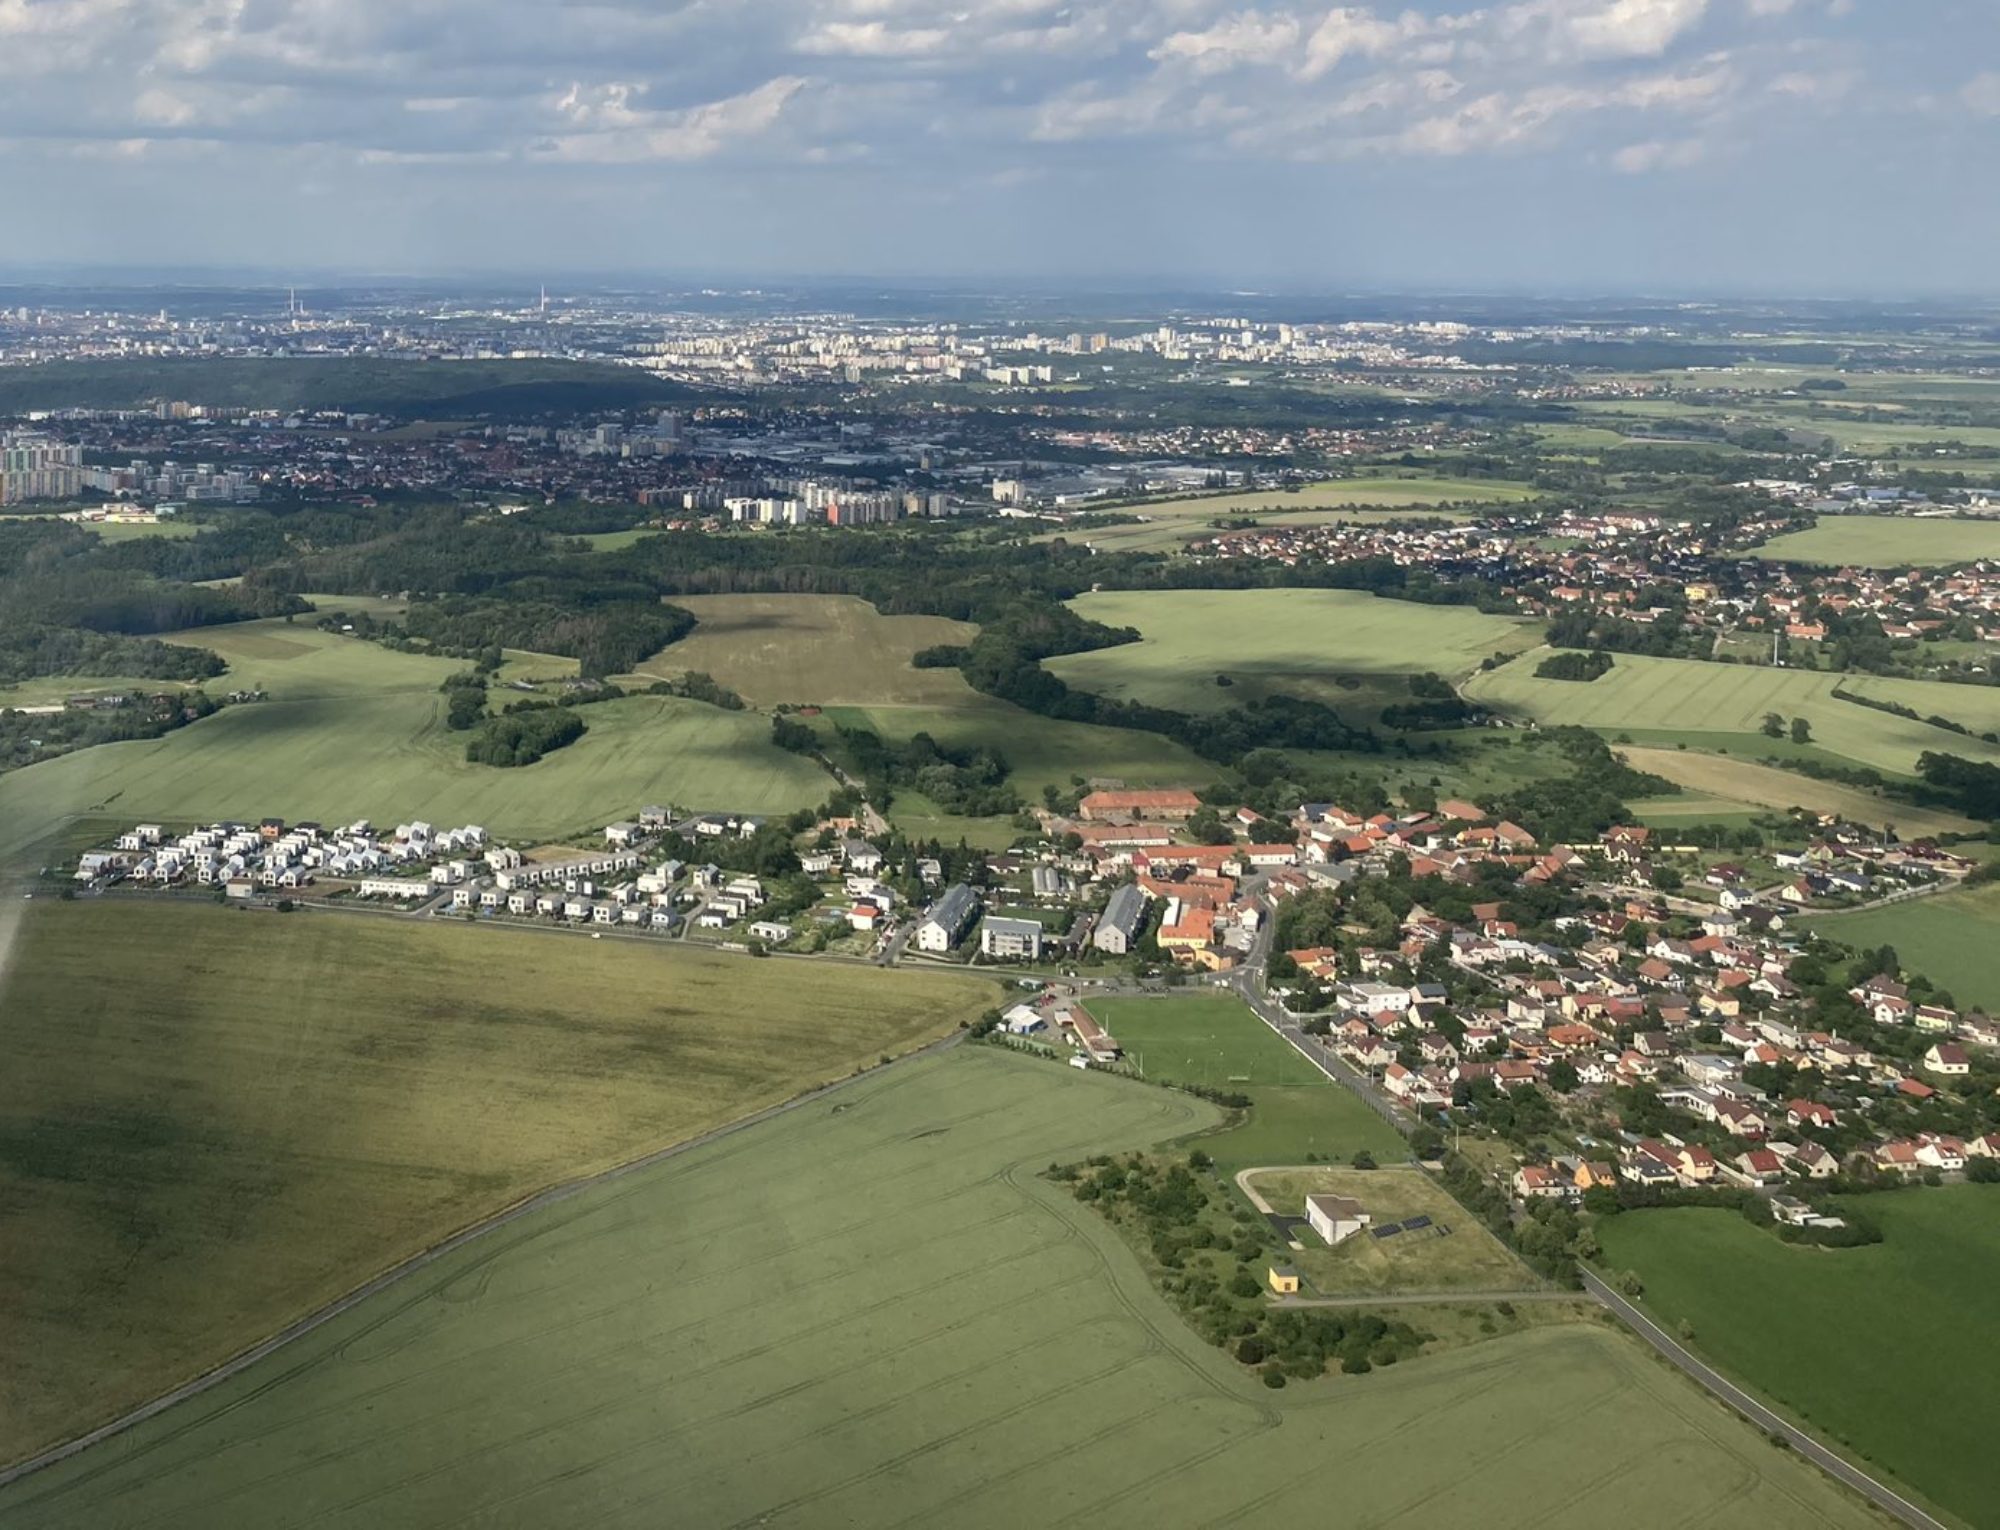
1045 589 1538 716
1597 1190 2000 1527
629 593 978 706
1618 746 1976 837
1465 648 2000 777
1803 881 2000 1010
1752 516 2000 568
1035 476 1540 553
0 618 829 863
0 1046 1879 1530
0 901 997 1461
1087 994 1405 1168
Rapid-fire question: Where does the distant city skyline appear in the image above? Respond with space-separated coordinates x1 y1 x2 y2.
3 0 1997 294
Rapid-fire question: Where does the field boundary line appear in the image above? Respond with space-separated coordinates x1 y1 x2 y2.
1580 1268 1952 1530
0 1031 968 1490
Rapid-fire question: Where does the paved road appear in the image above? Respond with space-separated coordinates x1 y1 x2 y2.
1580 1269 1950 1530
0 1029 971 1492
1273 1289 1587 1310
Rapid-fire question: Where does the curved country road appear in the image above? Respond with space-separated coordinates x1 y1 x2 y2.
0 1030 969 1492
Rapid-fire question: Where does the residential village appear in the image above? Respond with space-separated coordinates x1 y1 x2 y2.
67 767 2000 1220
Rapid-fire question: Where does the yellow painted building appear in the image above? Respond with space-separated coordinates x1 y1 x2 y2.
1267 1263 1301 1296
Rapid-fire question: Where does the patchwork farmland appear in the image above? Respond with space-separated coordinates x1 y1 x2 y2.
0 901 997 1459
0 1049 1880 1530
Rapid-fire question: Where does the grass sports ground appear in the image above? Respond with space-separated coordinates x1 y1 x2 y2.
1617 746 1976 837
0 1047 1880 1530
1242 1166 1533 1297
1045 589 1539 716
1752 516 2000 568
1803 881 2000 1010
0 901 998 1460
629 594 977 706
1465 647 2000 777
0 616 829 862
1086 995 1405 1169
1596 1190 2000 1527
1034 476 1540 554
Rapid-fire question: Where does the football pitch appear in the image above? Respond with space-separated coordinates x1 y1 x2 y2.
0 1048 1878 1529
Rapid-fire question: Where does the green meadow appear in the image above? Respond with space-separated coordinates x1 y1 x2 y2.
1803 880 2000 1010
1597 1190 2000 1528
0 1047 1879 1530
1046 589 1538 717
1753 516 2000 568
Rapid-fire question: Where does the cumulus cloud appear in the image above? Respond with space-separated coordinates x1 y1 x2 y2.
1612 135 1706 170
0 0 1869 180
1559 0 1712 61
1964 72 2000 117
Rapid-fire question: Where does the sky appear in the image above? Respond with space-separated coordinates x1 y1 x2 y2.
2 0 1997 295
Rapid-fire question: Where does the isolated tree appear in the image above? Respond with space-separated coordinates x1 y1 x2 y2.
1791 716 1813 744
1761 713 1785 739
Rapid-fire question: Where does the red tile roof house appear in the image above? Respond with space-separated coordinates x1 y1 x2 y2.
1924 1042 1972 1076
1512 1165 1565 1199
1076 789 1202 824
1787 1100 1838 1131
1727 1149 1787 1187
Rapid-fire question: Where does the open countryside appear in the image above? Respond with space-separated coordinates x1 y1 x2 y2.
0 616 829 861
0 1049 1880 1530
627 594 978 707
1034 476 1540 553
1596 1190 2000 1528
1618 747 1977 838
0 901 997 1459
1045 589 1538 715
1465 647 2000 777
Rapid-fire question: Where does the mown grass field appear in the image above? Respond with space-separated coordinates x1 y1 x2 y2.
1597 1190 2000 1528
1752 516 2000 568
1034 476 1539 553
1087 995 1405 1169
1803 881 2000 1010
0 1046 1881 1530
630 593 978 706
0 901 997 1462
1246 1167 1532 1296
1044 590 1538 716
0 618 829 863
1619 746 1976 837
1465 648 2000 777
